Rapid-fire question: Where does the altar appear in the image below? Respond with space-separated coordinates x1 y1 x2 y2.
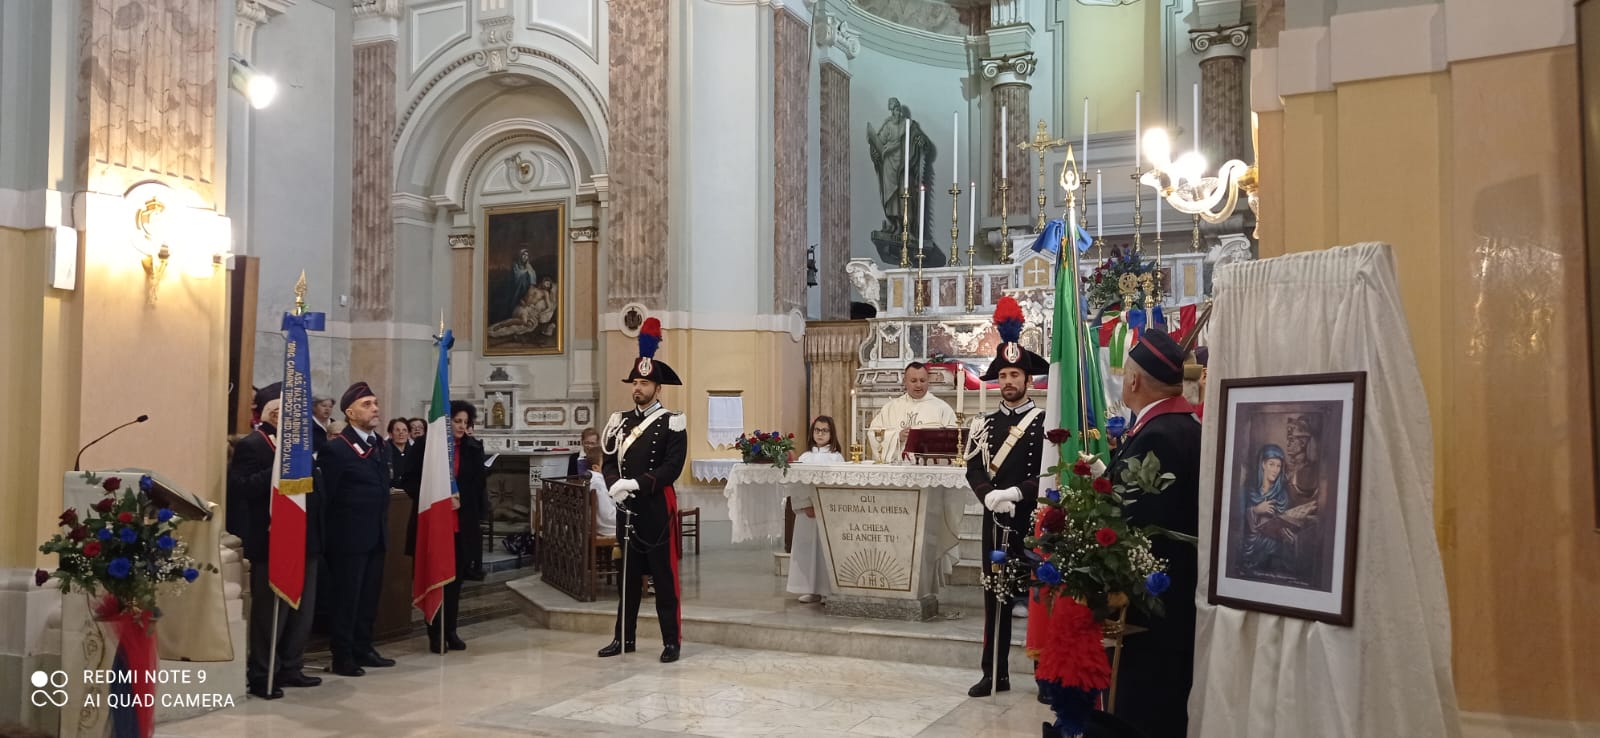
724 462 971 620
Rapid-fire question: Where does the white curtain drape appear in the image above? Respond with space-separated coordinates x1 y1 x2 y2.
1192 243 1459 737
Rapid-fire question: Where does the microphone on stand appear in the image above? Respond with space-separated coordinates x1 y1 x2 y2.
74 415 150 471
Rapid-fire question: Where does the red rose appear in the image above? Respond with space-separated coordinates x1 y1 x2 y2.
102 477 121 493
1039 507 1066 533
35 568 51 586
1095 527 1118 547
787 433 795 439
59 508 79 527
1045 429 1070 445
117 512 134 524
68 526 87 542
93 498 115 513
1092 478 1112 494
1072 460 1091 476
83 541 103 557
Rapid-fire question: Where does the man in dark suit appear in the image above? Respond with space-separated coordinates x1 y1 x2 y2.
318 381 394 676
226 390 324 699
1110 329 1203 738
597 318 688 664
963 297 1050 697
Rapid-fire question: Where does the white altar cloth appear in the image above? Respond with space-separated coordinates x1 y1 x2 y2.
724 462 972 555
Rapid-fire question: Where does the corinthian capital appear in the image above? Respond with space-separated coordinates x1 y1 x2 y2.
235 0 294 62
813 9 860 60
979 52 1038 86
1189 23 1251 61
353 0 403 20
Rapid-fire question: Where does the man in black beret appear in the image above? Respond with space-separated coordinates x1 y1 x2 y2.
319 381 394 676
1111 328 1203 737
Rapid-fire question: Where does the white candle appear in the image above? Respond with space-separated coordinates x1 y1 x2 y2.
1156 192 1162 233
903 123 911 190
967 180 977 246
979 380 988 414
1082 97 1090 173
1096 170 1103 239
1000 105 1008 180
851 388 860 446
1134 91 1142 165
1193 83 1201 151
917 185 927 249
952 112 959 184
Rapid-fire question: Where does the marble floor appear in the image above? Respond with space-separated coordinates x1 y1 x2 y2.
158 616 1056 738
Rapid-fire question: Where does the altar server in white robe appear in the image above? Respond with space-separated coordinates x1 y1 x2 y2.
788 415 844 603
867 361 959 463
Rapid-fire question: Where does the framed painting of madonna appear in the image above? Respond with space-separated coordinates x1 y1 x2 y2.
1208 372 1366 626
483 202 564 356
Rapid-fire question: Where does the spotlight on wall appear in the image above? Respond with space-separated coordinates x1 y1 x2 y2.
228 57 277 109
807 243 819 287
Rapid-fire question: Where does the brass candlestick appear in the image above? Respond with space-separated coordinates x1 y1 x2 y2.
1191 213 1202 253
902 187 915 267
1130 166 1145 255
915 201 927 314
965 181 977 312
948 182 963 267
999 177 1011 263
1024 120 1068 232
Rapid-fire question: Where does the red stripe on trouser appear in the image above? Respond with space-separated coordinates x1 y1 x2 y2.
665 485 682 644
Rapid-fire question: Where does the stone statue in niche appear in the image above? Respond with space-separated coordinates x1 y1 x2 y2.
490 392 510 429
866 98 946 267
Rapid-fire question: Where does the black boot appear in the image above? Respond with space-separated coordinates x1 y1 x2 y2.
596 640 636 657
967 675 1010 697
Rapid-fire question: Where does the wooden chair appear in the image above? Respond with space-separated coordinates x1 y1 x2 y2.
677 507 700 557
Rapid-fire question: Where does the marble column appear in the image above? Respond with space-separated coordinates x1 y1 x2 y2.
819 63 851 319
981 53 1036 220
607 0 669 310
1190 24 1252 166
773 9 809 314
815 7 858 320
351 40 396 322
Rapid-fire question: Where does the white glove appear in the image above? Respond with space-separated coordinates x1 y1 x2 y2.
609 478 640 503
983 487 1022 515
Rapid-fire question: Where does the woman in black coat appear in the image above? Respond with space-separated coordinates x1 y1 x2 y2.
422 401 489 653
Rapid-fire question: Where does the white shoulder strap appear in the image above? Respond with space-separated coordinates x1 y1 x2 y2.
987 407 1045 475
620 406 673 459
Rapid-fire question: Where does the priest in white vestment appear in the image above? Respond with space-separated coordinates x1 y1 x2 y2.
867 361 959 463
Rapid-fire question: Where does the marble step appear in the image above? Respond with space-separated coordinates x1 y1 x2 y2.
509 576 1034 672
950 560 983 586
958 532 984 561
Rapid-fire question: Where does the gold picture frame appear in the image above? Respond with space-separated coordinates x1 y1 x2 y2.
1581 0 1600 529
482 202 565 356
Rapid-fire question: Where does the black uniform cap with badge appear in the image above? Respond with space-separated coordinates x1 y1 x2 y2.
622 317 682 386
1126 328 1186 386
981 296 1051 381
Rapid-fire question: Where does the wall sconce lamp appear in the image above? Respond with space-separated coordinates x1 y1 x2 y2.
228 56 278 109
806 243 819 287
124 182 231 305
1139 127 1258 224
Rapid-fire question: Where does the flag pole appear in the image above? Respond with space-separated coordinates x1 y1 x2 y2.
265 272 308 696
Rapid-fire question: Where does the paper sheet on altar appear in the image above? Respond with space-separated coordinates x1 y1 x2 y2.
1192 244 1458 737
723 463 970 573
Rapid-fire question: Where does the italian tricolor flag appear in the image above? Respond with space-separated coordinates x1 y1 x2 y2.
413 329 458 623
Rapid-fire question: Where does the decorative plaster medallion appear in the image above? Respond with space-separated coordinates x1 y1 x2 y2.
620 303 648 337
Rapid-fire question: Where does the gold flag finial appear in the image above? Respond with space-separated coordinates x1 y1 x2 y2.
1060 144 1080 194
293 271 307 315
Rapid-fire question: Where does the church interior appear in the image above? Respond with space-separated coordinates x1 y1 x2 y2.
1 0 1597 736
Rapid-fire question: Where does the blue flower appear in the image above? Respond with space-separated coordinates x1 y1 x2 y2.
156 508 174 523
1145 571 1171 596
96 527 112 541
1045 488 1060 502
1036 562 1062 585
107 557 132 580
156 534 175 551
118 527 138 543
138 475 154 493
988 549 1007 564
182 568 200 583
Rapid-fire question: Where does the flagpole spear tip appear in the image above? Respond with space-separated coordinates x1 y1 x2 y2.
293 272 308 316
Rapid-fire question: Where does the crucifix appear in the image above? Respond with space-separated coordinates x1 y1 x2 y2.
1020 120 1069 232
